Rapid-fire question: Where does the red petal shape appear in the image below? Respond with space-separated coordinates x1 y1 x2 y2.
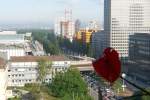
92 48 121 83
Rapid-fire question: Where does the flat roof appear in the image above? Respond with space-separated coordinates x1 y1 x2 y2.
0 44 24 49
0 34 24 41
0 31 17 35
10 56 70 62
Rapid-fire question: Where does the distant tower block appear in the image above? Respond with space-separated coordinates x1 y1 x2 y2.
54 9 75 42
65 9 72 21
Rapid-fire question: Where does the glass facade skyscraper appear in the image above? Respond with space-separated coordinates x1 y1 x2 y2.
129 33 150 64
104 0 150 58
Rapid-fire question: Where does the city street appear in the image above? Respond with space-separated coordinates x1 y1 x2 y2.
82 72 116 100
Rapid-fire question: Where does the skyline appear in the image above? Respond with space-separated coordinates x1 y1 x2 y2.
0 0 104 28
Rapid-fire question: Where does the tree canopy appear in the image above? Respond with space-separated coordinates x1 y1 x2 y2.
48 68 93 100
32 31 60 55
37 59 52 82
31 30 93 57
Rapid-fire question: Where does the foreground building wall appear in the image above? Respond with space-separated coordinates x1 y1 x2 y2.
0 58 8 100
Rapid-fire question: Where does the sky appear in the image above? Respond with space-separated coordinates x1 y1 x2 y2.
0 0 104 28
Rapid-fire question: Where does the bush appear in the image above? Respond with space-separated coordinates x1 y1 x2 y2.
24 83 40 93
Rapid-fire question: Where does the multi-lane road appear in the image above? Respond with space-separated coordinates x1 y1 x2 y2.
82 72 116 100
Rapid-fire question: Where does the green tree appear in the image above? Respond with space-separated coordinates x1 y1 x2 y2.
32 31 61 55
8 96 21 100
37 59 53 100
48 68 93 100
37 59 52 82
37 59 47 82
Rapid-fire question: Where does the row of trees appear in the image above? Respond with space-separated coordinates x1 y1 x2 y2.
57 36 93 57
32 31 61 55
32 30 93 57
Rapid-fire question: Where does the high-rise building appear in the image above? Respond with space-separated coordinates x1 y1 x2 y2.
75 19 81 34
75 29 95 43
75 29 85 40
129 33 150 65
91 31 105 58
103 0 150 58
128 33 150 85
54 9 75 41
82 29 95 43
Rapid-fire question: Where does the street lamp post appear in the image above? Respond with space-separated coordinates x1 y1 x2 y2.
122 73 126 92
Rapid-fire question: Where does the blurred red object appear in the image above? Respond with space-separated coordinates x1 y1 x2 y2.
92 47 121 83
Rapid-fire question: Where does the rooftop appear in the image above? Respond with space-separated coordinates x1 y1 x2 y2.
0 34 24 41
0 31 17 35
10 56 70 62
0 44 24 49
71 64 92 67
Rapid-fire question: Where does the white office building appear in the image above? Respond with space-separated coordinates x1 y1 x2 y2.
0 45 25 60
0 31 24 44
8 56 70 87
0 31 25 60
104 0 150 58
0 31 17 35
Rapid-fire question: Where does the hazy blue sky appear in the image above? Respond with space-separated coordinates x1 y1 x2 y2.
0 0 103 28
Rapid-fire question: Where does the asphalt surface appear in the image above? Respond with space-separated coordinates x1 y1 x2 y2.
82 73 116 100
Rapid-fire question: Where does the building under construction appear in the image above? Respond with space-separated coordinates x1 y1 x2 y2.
55 9 75 41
